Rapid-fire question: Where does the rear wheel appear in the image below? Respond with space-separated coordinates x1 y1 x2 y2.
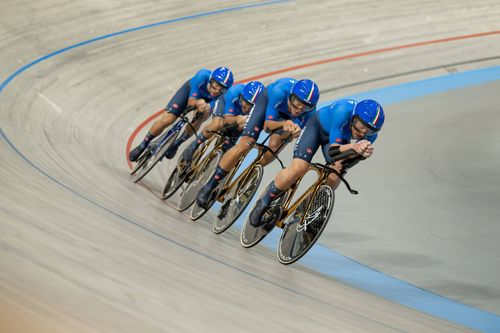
277 184 334 265
213 164 263 234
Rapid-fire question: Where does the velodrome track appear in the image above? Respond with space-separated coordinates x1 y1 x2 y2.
1 1 500 332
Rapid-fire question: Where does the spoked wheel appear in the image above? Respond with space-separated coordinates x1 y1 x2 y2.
213 164 263 234
130 150 151 176
277 184 334 265
132 132 178 183
162 157 191 200
240 195 284 248
177 150 223 212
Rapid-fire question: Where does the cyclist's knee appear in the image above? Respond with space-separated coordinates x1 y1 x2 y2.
161 112 176 125
238 136 255 151
326 175 341 190
269 134 285 152
211 118 224 131
199 111 210 122
289 158 309 178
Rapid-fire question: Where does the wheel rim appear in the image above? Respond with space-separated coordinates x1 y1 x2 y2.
277 185 334 264
132 133 177 183
178 150 222 211
214 165 263 234
241 196 281 248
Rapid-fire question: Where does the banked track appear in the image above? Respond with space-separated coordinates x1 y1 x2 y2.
1 1 500 332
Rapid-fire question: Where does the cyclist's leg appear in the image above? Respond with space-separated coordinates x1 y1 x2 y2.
182 116 224 161
250 115 322 226
173 92 223 148
129 82 189 161
261 131 290 166
151 81 191 135
172 109 209 150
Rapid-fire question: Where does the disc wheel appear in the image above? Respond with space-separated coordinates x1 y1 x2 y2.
277 185 334 265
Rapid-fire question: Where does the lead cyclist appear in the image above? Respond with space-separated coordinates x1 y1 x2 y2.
249 99 386 227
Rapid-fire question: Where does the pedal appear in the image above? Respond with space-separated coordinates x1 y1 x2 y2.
217 201 230 219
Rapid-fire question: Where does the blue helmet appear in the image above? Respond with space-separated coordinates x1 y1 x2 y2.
210 66 234 88
290 79 320 111
352 99 385 132
241 81 264 104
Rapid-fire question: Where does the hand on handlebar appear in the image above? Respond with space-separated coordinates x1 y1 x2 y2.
283 120 301 138
361 144 374 158
352 139 371 155
195 99 211 113
236 115 248 130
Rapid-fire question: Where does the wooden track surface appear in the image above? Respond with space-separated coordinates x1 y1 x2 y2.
1 1 500 332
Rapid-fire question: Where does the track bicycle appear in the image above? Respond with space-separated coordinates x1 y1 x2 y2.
175 125 240 215
182 128 288 221
241 149 359 264
162 123 238 200
130 106 199 182
212 131 290 234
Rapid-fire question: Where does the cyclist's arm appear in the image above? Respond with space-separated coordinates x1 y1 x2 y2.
187 71 211 110
264 119 287 131
222 114 238 124
187 97 201 107
263 89 287 131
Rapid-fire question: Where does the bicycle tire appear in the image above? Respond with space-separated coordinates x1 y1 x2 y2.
213 164 263 234
130 149 151 176
277 184 335 265
177 149 223 212
132 131 179 183
189 181 221 221
162 159 190 200
240 195 284 248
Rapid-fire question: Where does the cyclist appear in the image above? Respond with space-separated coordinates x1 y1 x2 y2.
179 81 265 165
128 66 234 162
249 98 385 227
196 78 320 209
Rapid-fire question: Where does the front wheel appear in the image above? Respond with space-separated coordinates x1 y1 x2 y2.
177 149 223 212
213 164 263 234
240 194 284 248
162 158 190 200
132 131 178 183
277 184 334 265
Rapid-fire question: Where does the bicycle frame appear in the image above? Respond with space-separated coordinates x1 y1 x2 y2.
188 131 233 179
149 108 200 155
215 131 288 203
274 165 329 228
274 162 358 229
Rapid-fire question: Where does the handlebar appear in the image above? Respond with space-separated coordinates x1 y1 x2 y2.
313 162 359 195
328 147 358 163
180 105 197 116
207 122 241 146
